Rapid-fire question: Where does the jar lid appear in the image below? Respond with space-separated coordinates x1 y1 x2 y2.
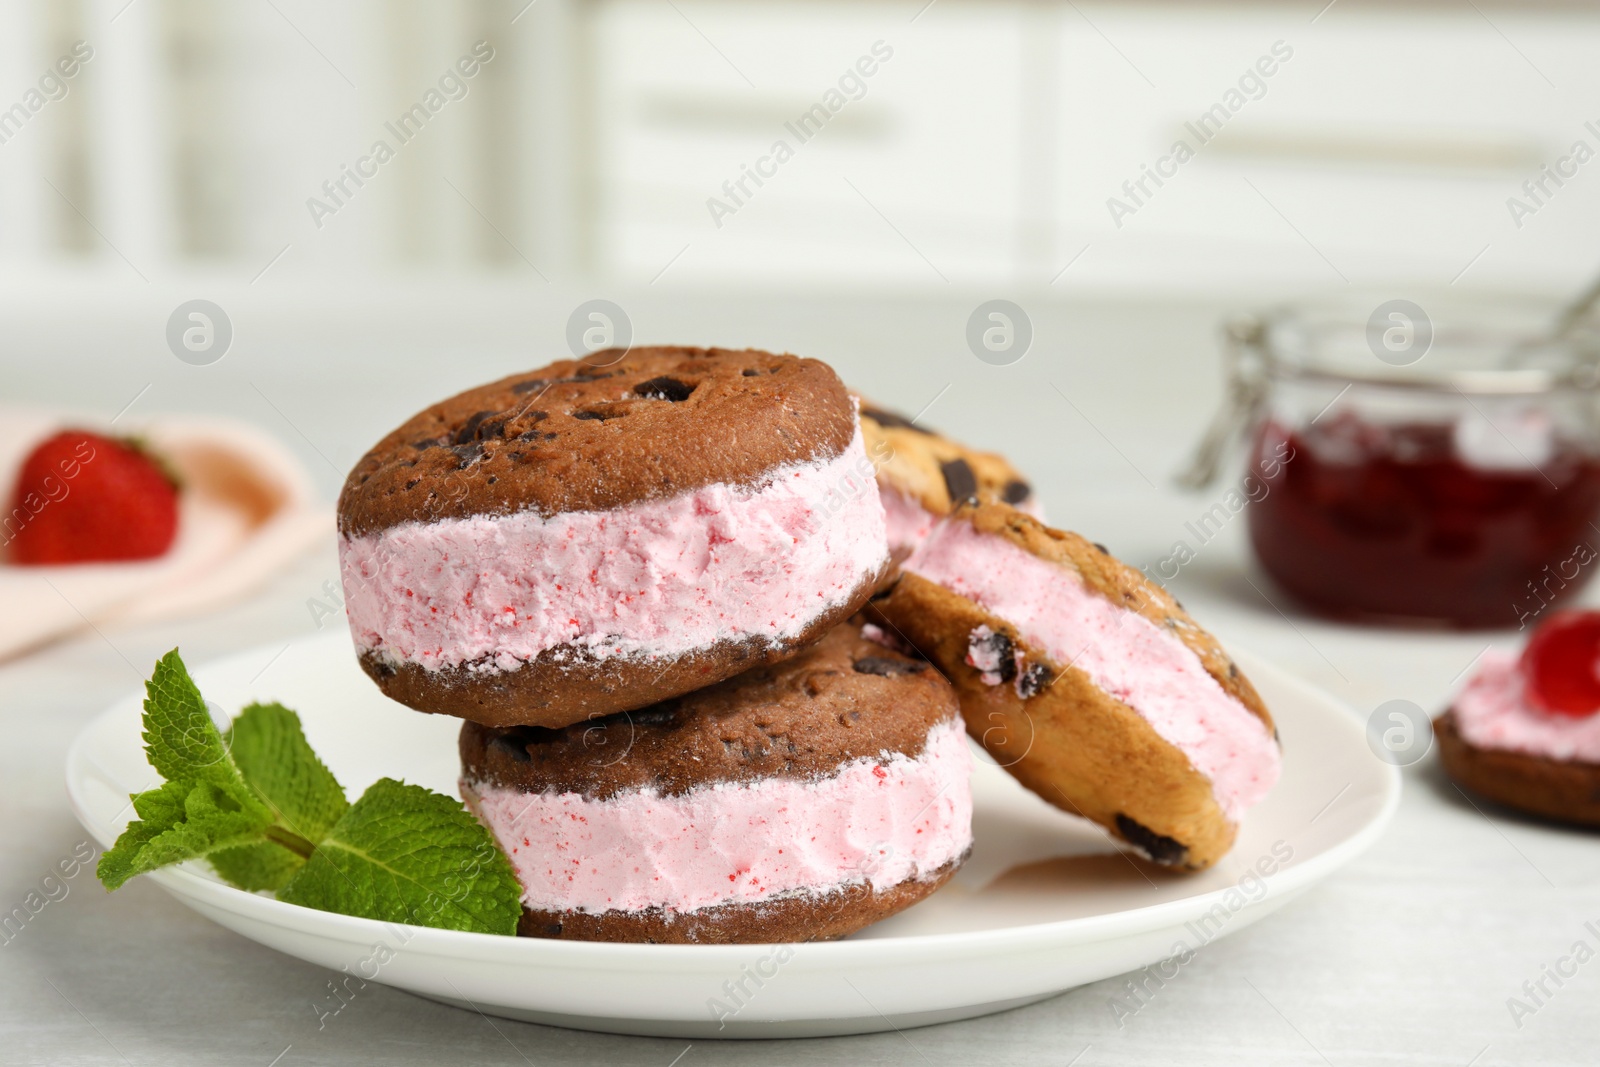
1244 292 1600 395
1178 291 1600 488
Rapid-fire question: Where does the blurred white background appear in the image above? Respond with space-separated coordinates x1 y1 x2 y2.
2 0 1598 293
8 7 1600 1065
4 0 1597 728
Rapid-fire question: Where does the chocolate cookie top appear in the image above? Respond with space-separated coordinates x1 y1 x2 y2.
858 399 1035 516
948 501 1275 738
460 621 959 799
339 347 854 538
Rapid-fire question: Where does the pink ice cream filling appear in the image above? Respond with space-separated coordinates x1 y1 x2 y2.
1454 650 1600 763
881 486 939 556
903 520 1280 822
880 483 1044 556
461 719 974 915
340 428 888 673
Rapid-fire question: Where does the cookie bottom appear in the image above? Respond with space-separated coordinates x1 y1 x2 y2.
1435 710 1600 828
359 563 885 728
517 855 965 944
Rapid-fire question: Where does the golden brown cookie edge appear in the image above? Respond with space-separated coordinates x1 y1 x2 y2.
867 572 1236 871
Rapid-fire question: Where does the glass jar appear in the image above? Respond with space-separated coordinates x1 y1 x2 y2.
1183 294 1600 629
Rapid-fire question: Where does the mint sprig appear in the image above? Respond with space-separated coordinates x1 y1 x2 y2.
97 649 522 936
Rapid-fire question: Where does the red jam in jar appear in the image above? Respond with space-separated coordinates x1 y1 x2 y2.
1248 413 1600 628
1185 296 1600 630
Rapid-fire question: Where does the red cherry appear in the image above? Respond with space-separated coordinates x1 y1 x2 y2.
1520 611 1600 718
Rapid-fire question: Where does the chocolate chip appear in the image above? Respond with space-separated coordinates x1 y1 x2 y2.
741 368 761 376
453 411 497 444
635 376 695 402
968 627 1016 684
573 411 610 421
410 437 443 451
852 656 928 677
510 378 547 395
1094 542 1110 555
1015 662 1054 698
940 458 978 503
1228 662 1239 679
488 733 532 763
1002 479 1032 504
860 406 931 434
1115 814 1188 867
513 414 551 440
449 441 484 464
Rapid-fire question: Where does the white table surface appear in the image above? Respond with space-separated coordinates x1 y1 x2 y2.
2 283 1595 1066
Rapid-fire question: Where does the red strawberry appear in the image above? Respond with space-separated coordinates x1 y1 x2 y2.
1520 610 1600 718
5 430 180 565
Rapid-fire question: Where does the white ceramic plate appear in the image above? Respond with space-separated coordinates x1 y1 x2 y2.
66 632 1397 1039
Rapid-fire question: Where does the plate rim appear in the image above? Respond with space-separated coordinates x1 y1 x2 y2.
65 633 1401 967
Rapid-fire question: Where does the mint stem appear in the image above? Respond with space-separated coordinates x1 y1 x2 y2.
264 824 317 860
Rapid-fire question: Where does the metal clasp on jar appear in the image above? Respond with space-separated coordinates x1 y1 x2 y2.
1175 313 1274 489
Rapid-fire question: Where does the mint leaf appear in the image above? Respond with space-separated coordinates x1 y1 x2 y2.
99 652 523 938
196 703 348 891
140 648 235 785
225 702 348 843
277 779 522 936
97 780 189 890
208 842 305 893
100 649 282 892
98 778 274 890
